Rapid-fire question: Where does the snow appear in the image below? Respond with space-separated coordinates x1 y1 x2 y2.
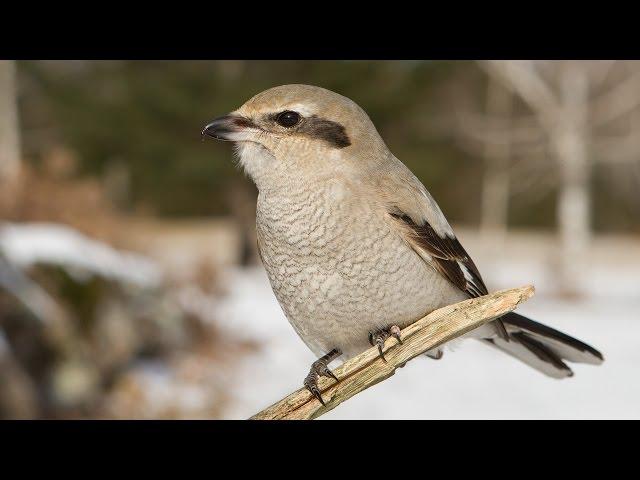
3 220 633 418
214 266 640 419
0 222 162 288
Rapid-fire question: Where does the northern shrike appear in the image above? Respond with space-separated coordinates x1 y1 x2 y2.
203 84 603 404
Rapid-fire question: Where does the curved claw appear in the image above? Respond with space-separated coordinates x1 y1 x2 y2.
321 366 339 383
376 338 387 363
370 325 403 362
303 348 342 407
305 382 326 406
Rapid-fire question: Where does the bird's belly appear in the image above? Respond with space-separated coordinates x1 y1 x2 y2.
257 197 464 358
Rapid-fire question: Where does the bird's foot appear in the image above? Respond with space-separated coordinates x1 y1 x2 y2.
304 348 342 406
369 325 403 362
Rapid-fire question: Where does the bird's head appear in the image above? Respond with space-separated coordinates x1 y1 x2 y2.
202 84 390 189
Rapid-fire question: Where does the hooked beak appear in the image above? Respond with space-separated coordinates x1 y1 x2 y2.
201 114 255 142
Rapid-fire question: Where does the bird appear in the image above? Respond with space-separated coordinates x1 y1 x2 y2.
202 84 604 405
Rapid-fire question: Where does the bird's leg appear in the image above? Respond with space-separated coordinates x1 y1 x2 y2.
426 348 444 360
304 348 342 406
369 325 403 362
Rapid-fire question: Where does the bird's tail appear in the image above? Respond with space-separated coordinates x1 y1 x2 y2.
483 312 604 378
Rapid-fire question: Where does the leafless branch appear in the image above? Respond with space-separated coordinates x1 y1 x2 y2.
479 61 560 127
592 70 640 127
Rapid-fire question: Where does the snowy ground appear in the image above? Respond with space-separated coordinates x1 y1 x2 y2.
214 264 640 420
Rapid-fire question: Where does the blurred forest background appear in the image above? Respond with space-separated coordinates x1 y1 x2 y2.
1 60 639 419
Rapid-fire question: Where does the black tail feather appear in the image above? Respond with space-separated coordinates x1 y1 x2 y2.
483 312 603 378
504 312 604 362
511 332 572 375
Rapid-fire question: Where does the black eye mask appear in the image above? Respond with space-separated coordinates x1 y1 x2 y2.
298 116 351 149
268 111 351 149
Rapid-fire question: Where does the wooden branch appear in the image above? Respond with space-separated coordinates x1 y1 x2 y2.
251 285 535 420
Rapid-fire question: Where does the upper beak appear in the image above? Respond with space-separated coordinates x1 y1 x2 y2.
201 114 253 141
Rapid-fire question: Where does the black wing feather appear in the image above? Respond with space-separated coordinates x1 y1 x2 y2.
390 212 509 340
390 213 488 297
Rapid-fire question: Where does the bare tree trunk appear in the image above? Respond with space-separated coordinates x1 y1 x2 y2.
553 62 590 293
0 60 21 189
476 61 640 296
481 78 512 246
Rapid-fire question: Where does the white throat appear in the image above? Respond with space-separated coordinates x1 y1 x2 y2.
234 142 279 190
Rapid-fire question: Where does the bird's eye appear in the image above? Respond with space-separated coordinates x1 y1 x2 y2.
275 111 301 128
